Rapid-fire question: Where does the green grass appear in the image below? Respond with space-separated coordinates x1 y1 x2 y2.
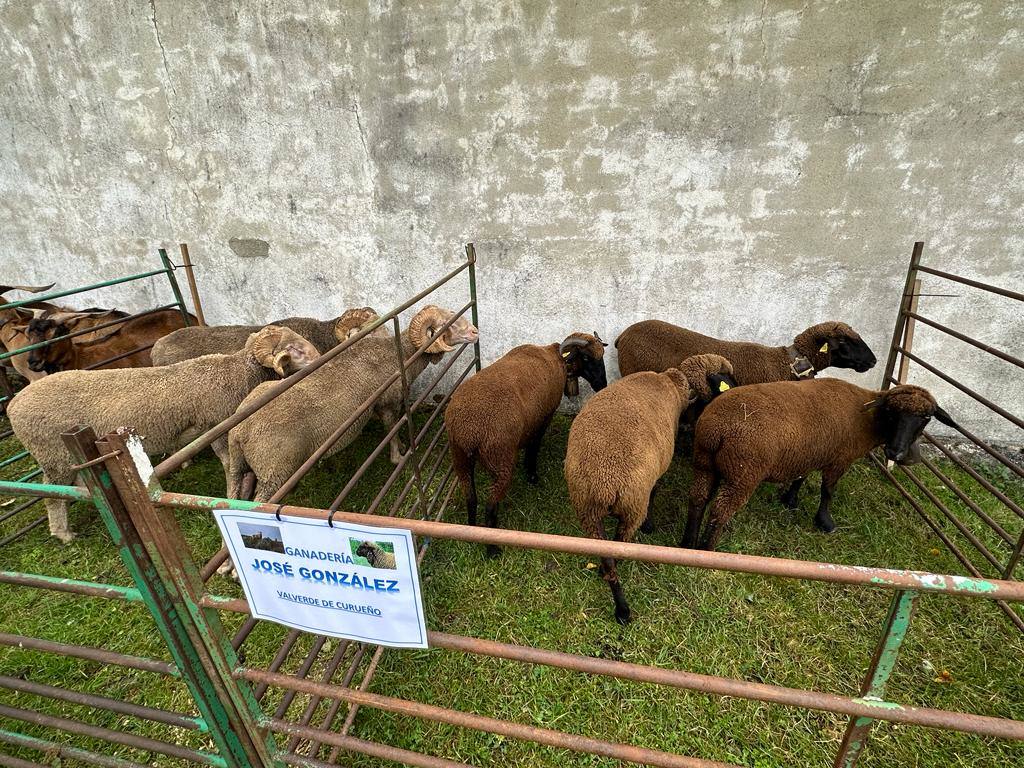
1 414 1023 768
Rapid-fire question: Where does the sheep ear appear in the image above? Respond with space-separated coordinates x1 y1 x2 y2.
593 330 608 347
934 406 958 429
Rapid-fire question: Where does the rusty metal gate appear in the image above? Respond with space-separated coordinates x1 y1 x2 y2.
1 245 202 545
1 244 1022 767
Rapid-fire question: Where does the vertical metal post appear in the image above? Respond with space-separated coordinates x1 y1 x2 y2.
1004 528 1024 579
896 278 921 384
881 242 923 391
62 427 280 768
465 242 482 373
0 368 14 413
832 590 918 768
179 243 207 326
159 247 193 326
392 316 429 518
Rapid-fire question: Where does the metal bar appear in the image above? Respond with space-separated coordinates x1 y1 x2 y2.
272 635 328 719
905 311 1024 370
915 455 1014 544
881 241 923 390
180 243 207 326
893 348 1024 431
284 639 354 753
915 264 1024 302
0 674 204 731
0 268 171 311
0 514 45 545
897 278 921 384
411 357 476 445
392 315 429 518
0 479 89 501
0 303 180 362
872 455 1024 633
922 433 1024 520
333 644 385 750
895 465 1004 571
266 719 473 768
0 450 31 470
409 338 470 412
304 645 367 757
153 260 470 478
833 590 919 767
0 571 143 602
81 342 156 370
14 468 41 482
231 616 259 651
465 242 482 373
0 704 224 766
0 753 45 768
241 668 740 768
253 629 302 702
1004 529 1024 580
167 491 1024 602
159 247 193 326
0 728 152 768
66 428 279 767
0 497 40 525
0 632 177 675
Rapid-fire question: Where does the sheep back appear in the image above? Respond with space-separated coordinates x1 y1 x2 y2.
445 343 564 460
694 378 881 485
565 370 688 527
8 352 266 485
616 320 792 384
153 317 339 366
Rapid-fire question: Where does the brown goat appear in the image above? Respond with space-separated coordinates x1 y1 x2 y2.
445 333 608 557
26 309 196 373
685 380 957 551
616 320 877 384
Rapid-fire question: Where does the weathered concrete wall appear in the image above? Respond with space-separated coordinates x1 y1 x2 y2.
1 1 1021 440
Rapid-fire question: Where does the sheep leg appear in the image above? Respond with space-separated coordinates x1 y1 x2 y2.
584 518 632 625
450 446 477 526
683 458 718 548
640 483 658 535
698 480 756 551
483 455 514 559
780 477 805 510
45 498 74 543
814 469 843 533
523 416 553 485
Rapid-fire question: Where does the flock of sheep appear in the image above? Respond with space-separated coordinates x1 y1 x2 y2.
1 281 956 624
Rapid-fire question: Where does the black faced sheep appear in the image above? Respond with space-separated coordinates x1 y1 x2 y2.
444 332 608 557
356 541 397 569
563 353 735 625
616 320 877 384
684 381 957 551
7 326 319 542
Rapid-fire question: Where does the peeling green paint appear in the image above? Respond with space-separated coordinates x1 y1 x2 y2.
0 571 143 602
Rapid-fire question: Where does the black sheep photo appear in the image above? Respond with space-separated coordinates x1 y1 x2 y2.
238 522 285 554
351 539 397 570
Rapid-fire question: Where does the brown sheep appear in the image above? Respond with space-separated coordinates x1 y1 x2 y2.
684 380 957 551
27 309 197 373
445 333 608 557
616 320 877 384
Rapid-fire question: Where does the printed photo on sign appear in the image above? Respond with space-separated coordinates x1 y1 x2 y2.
239 522 285 554
352 539 397 570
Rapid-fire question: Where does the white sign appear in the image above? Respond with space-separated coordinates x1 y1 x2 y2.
213 510 428 649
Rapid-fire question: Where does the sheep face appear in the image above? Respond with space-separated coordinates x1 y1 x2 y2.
408 306 479 354
808 323 877 373
678 354 737 404
26 318 73 373
874 385 957 464
355 541 375 561
246 326 320 376
706 370 738 399
560 332 608 396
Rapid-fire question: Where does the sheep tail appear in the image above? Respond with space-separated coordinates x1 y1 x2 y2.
226 437 253 500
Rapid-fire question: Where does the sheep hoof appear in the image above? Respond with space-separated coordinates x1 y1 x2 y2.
615 607 632 625
53 530 76 544
639 517 654 535
485 544 502 559
815 517 836 533
780 494 798 510
526 472 540 486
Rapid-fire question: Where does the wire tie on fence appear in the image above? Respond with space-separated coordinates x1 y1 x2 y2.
273 504 283 523
326 511 335 528
69 451 121 471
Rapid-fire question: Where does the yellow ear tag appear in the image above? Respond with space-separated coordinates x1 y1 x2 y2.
561 352 571 359
718 381 730 392
819 343 829 353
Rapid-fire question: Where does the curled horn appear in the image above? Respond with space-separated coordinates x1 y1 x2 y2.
934 406 959 429
408 305 455 353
